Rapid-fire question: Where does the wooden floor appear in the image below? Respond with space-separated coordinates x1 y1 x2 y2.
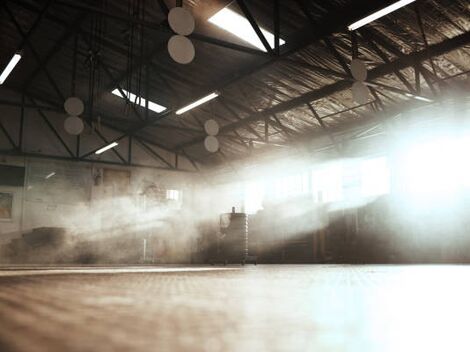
0 264 468 352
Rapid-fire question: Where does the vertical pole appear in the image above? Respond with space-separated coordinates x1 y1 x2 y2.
72 33 80 157
128 135 133 165
143 238 147 263
145 64 149 121
273 0 280 56
264 118 269 142
19 93 25 151
351 31 358 59
415 66 421 94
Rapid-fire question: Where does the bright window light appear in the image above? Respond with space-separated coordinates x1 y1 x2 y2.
361 157 390 197
348 0 416 31
244 181 264 214
400 135 470 194
274 173 310 200
312 163 343 203
400 137 465 196
175 92 219 115
111 88 166 113
0 53 22 85
208 7 285 52
166 189 181 201
95 142 118 155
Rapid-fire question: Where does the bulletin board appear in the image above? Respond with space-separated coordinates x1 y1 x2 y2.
0 192 13 220
25 161 91 204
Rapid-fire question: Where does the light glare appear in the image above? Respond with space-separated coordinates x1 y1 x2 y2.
361 157 390 197
400 136 470 198
312 163 343 203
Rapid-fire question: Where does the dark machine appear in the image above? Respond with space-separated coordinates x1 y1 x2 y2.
213 207 257 265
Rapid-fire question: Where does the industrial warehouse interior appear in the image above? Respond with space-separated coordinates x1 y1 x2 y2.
0 0 469 351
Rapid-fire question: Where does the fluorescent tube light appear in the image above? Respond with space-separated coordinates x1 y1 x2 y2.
208 8 285 52
95 142 119 155
0 53 22 85
348 0 416 31
176 92 219 115
111 88 166 113
405 93 434 103
45 172 56 179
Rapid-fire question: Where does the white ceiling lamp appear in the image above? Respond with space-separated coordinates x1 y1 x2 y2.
352 81 370 104
0 52 22 85
348 0 416 31
95 142 119 155
176 92 219 115
168 35 195 64
45 172 56 179
204 135 219 153
168 7 195 36
64 97 85 116
64 116 85 135
111 88 167 113
405 93 434 103
204 119 220 136
208 7 285 52
350 59 368 82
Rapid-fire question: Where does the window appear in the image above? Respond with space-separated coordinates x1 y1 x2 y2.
273 173 310 199
312 163 343 203
166 189 181 201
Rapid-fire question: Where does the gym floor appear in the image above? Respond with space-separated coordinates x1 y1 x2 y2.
0 265 467 352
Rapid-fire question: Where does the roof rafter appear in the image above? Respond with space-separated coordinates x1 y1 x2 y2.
174 31 470 150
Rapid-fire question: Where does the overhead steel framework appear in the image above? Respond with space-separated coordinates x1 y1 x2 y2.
0 0 469 169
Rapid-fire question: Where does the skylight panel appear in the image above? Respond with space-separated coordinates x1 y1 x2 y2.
208 7 285 52
111 88 166 114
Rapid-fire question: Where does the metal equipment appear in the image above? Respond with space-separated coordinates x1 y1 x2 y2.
218 207 257 265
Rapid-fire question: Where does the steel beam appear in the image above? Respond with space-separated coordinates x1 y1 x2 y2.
3 2 65 102
29 97 75 157
0 150 196 172
135 139 175 169
236 0 273 54
0 121 18 149
21 14 88 93
174 31 470 150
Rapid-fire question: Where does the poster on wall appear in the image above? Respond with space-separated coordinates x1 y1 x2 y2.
0 192 13 220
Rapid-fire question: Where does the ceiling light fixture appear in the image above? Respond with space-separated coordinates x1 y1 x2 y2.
405 93 434 103
0 52 22 85
208 7 285 52
111 88 166 113
176 92 220 115
95 142 119 155
348 0 416 31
